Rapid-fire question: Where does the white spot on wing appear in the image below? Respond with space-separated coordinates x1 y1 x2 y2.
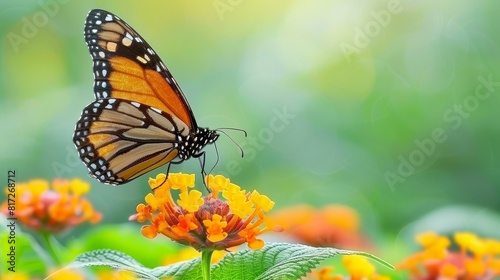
136 56 147 64
122 37 132 46
106 42 117 52
151 107 162 114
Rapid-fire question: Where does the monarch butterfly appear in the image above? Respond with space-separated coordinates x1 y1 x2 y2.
73 9 221 185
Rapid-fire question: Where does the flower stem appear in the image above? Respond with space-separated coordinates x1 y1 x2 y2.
201 250 214 280
41 231 61 266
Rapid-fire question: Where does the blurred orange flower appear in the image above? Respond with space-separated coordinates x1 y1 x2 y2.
269 204 372 249
398 231 500 280
1 178 102 233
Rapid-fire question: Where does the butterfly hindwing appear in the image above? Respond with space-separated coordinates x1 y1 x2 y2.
73 98 188 184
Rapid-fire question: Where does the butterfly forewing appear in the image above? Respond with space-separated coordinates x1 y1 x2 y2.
84 9 195 128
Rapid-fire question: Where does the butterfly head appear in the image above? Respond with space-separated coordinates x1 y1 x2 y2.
206 128 220 144
195 127 219 148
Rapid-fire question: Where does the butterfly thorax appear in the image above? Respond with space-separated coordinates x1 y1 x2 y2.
175 128 219 160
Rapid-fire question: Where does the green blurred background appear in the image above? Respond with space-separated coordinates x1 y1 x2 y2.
1 0 499 251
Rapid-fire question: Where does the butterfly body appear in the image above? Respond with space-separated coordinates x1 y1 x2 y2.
73 9 219 185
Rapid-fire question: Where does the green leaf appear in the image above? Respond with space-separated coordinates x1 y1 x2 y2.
67 249 155 279
67 249 203 280
211 242 393 280
66 242 393 280
149 259 201 280
65 224 180 267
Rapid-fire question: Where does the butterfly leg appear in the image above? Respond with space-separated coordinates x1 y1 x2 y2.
193 151 210 192
152 162 171 191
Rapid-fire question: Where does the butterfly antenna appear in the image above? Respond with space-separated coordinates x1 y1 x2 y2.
216 128 246 158
216 127 248 137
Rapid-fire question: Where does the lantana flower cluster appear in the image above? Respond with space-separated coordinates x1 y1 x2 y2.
1 178 102 233
130 173 281 251
398 231 500 280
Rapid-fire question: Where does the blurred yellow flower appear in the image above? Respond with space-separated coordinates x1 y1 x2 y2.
0 273 29 280
49 268 85 280
162 247 230 265
343 255 376 279
305 256 390 280
97 269 145 280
